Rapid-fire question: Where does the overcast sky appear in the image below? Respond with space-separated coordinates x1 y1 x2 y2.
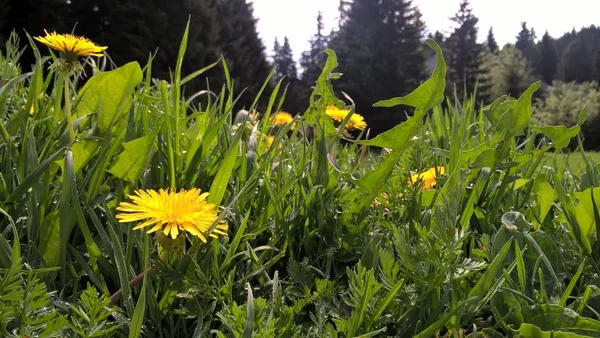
250 0 599 62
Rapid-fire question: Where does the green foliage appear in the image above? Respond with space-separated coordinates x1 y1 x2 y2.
515 22 539 72
328 0 427 133
444 0 487 100
68 285 123 337
486 27 499 54
538 31 558 84
482 45 536 100
3 24 600 338
534 81 600 148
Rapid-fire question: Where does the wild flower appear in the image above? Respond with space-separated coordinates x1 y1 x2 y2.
116 188 228 242
325 105 367 131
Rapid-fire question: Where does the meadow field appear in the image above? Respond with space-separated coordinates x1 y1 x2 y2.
2 28 600 338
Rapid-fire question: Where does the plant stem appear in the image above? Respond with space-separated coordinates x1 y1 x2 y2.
63 74 75 141
109 266 153 304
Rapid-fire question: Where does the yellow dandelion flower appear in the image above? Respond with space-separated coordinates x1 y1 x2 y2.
271 111 295 130
34 29 107 62
325 105 347 122
409 166 445 191
325 105 367 131
266 135 275 148
116 188 228 242
347 113 367 130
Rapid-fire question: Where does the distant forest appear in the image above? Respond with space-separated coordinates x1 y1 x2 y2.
2 0 600 147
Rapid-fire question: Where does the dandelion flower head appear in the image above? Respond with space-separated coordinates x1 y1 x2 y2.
325 105 367 131
271 111 295 130
116 188 227 242
409 166 445 191
34 29 107 61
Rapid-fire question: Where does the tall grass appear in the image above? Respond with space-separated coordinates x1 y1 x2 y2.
1 26 600 337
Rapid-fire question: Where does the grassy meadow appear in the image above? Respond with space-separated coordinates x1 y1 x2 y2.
2 27 600 338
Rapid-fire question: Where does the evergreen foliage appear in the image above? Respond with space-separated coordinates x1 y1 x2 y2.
444 0 486 100
537 31 558 84
329 0 427 134
213 0 271 108
557 34 594 83
299 12 329 112
515 22 538 71
486 27 499 54
272 36 300 113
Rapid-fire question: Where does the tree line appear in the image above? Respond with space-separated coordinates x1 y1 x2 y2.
2 0 600 147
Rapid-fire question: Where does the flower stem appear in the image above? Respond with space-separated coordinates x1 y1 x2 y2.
109 266 153 304
63 75 75 141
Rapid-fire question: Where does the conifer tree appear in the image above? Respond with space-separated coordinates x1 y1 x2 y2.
538 31 557 84
272 36 300 112
299 12 329 111
214 0 271 108
558 35 594 83
328 0 426 133
273 37 297 83
593 51 600 85
300 12 328 85
97 0 221 91
515 22 538 71
428 31 445 46
445 0 486 99
486 27 499 54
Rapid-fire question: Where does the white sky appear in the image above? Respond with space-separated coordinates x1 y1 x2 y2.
250 0 599 62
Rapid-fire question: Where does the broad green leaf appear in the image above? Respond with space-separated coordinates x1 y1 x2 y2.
304 49 344 137
483 95 515 126
108 131 158 184
519 304 600 337
54 139 100 179
496 82 541 136
516 323 591 337
501 211 533 231
533 125 580 150
354 39 446 209
573 187 600 238
38 210 60 267
76 62 143 135
357 39 446 149
470 149 496 168
532 174 557 229
513 179 531 191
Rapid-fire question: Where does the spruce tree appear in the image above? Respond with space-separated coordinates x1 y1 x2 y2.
538 31 557 84
272 36 300 112
328 0 426 133
594 51 600 85
273 37 297 83
299 12 329 111
97 0 221 92
486 27 499 54
300 12 328 85
515 22 538 72
445 0 486 100
558 35 594 83
214 0 271 108
428 30 445 46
